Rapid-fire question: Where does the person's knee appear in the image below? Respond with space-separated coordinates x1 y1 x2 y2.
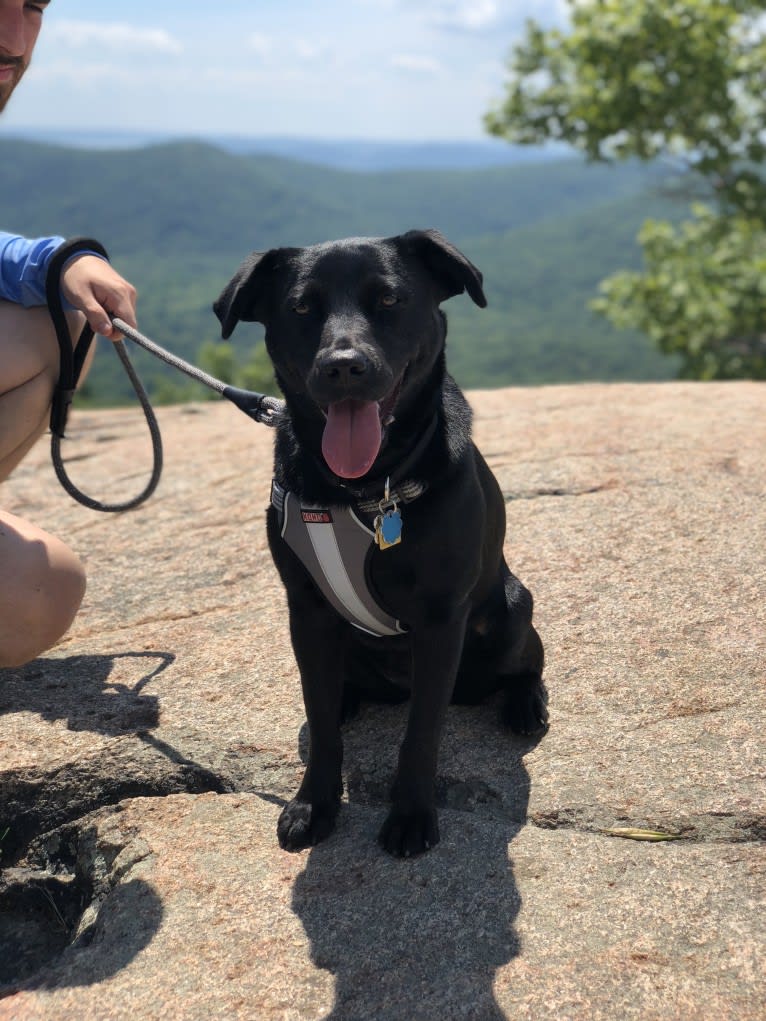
0 555 86 668
0 514 87 669
0 305 86 480
1 302 57 390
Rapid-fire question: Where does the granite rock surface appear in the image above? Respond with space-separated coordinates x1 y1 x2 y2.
0 382 764 1020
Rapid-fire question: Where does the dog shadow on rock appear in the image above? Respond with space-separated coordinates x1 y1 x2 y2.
291 698 542 1021
0 651 174 736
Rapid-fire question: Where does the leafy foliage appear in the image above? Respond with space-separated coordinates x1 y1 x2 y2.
487 0 766 379
593 206 766 379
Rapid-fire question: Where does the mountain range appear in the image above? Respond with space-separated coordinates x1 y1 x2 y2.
0 129 568 170
0 136 682 404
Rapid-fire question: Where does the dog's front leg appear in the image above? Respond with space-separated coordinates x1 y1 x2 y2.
379 612 468 857
277 601 346 852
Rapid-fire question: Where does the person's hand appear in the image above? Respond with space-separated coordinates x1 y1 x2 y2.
60 254 138 340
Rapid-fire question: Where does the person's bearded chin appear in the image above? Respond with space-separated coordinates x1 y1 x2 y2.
0 56 26 114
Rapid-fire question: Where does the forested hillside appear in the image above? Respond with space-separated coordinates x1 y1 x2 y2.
0 138 681 404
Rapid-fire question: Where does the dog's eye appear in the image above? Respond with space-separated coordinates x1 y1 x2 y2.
379 294 399 308
293 302 311 316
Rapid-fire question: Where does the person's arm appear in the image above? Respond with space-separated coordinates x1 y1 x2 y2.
0 232 137 338
0 232 64 306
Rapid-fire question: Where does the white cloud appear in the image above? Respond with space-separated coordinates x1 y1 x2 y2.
391 53 443 74
294 39 329 62
247 33 275 60
427 0 500 32
46 20 183 55
423 0 570 34
246 33 329 66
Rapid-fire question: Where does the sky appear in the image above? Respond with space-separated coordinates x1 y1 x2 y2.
1 0 569 141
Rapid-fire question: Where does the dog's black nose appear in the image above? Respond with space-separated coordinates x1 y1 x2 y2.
316 348 371 386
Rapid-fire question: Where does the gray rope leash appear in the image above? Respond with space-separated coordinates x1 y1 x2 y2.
51 336 164 513
111 317 285 427
52 317 285 513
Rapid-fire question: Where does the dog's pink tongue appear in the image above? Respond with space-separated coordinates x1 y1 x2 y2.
322 399 382 479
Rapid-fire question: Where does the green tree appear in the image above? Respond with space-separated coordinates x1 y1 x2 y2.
198 341 238 388
238 343 279 396
198 340 278 396
486 0 766 379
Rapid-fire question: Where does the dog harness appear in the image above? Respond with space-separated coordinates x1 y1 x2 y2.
271 480 416 638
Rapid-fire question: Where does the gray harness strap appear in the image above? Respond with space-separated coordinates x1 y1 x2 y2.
271 481 408 638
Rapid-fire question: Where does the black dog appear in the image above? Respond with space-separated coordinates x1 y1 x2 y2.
214 229 547 857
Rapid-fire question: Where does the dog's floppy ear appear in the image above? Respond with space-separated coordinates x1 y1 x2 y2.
397 229 487 308
213 248 299 339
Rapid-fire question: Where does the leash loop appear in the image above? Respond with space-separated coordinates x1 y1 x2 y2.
45 238 284 513
50 337 164 512
46 238 163 512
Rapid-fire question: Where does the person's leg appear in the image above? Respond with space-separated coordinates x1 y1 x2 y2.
0 300 89 476
0 300 90 667
0 510 86 667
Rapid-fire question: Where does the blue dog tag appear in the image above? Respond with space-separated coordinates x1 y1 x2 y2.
376 508 402 549
382 510 402 543
375 478 403 550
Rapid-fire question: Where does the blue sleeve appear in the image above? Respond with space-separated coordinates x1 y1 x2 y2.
0 232 66 306
0 233 109 308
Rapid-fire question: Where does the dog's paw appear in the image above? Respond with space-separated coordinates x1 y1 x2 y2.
277 798 339 852
378 806 440 858
503 676 549 736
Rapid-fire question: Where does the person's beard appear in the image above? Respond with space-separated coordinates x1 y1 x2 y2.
0 56 26 114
